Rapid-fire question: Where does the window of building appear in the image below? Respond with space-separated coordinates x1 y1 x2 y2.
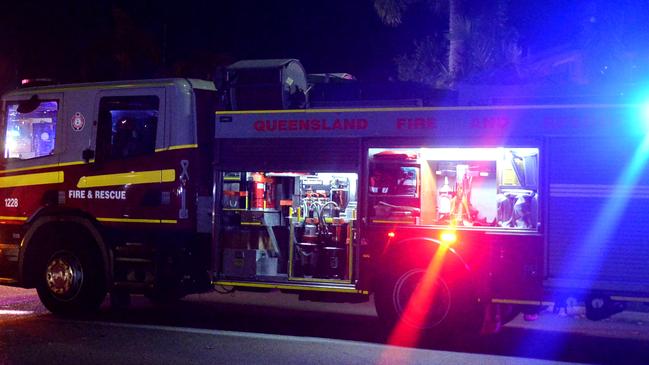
4 100 58 159
98 96 158 159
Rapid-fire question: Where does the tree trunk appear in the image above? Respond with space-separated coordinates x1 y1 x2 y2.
448 0 466 85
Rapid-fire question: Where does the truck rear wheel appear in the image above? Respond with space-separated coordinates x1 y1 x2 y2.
375 251 480 343
36 239 106 316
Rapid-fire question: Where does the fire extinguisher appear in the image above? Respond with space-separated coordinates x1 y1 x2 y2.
251 173 275 210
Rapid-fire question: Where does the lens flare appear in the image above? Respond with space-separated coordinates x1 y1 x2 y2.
440 231 457 245
540 133 649 358
384 244 450 348
564 134 649 278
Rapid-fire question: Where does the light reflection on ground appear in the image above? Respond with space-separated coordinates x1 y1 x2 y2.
0 309 34 316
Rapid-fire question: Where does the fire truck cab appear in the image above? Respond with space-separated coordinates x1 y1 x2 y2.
0 78 217 313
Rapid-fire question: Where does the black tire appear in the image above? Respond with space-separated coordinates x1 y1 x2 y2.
36 238 107 316
375 249 481 343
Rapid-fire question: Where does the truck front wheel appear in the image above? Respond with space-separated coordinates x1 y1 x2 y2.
36 241 106 316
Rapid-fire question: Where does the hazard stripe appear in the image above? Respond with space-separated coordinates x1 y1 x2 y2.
155 144 198 152
491 298 554 306
213 281 367 294
371 220 416 224
77 169 175 188
0 216 28 221
0 146 191 174
97 217 177 224
0 171 64 188
0 161 88 174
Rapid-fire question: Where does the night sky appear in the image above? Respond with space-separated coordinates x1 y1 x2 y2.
1 1 648 91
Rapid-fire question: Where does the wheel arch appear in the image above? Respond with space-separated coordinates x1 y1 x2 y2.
19 211 111 289
377 237 472 279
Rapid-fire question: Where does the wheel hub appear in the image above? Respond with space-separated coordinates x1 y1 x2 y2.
393 268 451 329
45 253 83 299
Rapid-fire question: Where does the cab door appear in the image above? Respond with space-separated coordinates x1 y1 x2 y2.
82 88 171 224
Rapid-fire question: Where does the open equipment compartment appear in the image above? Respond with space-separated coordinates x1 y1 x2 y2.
218 171 358 284
367 147 540 230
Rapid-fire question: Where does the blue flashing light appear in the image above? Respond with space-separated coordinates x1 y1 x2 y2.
629 84 649 133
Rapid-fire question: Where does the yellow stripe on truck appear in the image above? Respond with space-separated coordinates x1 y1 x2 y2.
0 161 90 174
97 217 178 224
0 216 28 221
0 171 64 188
77 169 176 188
155 144 198 152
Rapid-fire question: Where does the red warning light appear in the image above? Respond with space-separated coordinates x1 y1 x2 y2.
440 231 457 245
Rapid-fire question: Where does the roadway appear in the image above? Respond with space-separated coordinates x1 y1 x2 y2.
1 286 648 364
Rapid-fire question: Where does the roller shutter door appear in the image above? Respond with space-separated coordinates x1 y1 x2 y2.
547 136 649 291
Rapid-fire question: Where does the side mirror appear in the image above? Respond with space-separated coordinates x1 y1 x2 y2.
82 148 95 163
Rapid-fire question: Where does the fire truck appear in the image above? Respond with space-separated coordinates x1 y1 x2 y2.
1 60 649 337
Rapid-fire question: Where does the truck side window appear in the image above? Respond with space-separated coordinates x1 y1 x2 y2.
98 96 158 160
3 100 58 159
